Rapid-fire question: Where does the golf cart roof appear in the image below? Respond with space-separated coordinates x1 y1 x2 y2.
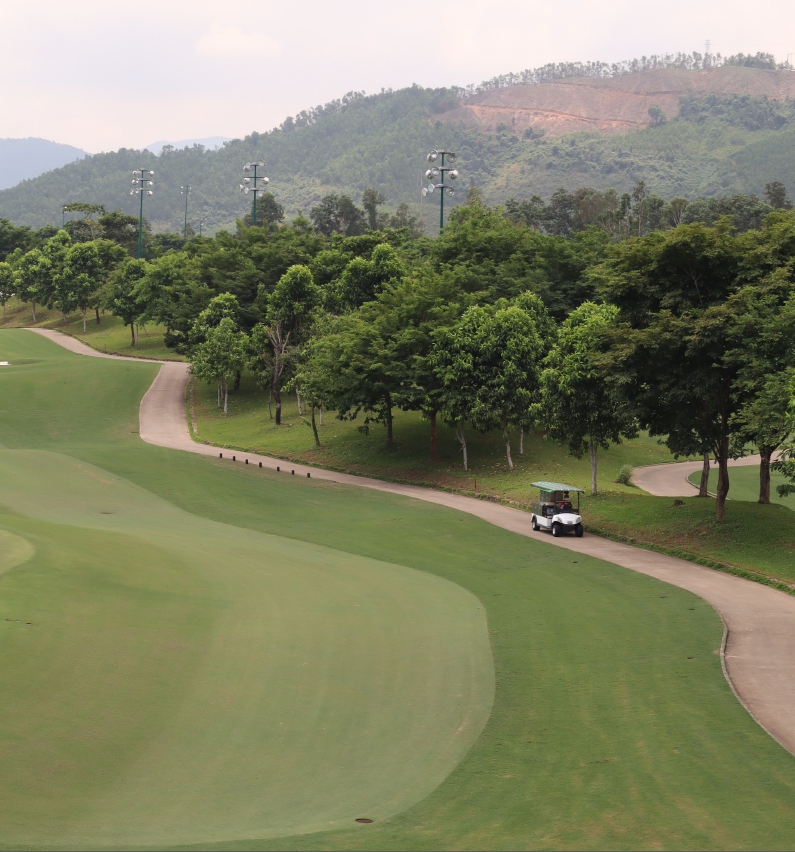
531 481 585 493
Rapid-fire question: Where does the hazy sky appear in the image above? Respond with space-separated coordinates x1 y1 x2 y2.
2 0 794 152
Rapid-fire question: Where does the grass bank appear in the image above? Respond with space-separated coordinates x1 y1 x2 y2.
190 374 685 500
0 299 183 360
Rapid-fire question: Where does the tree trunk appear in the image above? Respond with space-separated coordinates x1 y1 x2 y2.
233 371 241 391
715 432 730 522
130 323 135 346
61 311 66 323
455 422 468 471
589 438 598 496
311 402 320 447
268 389 272 420
217 378 221 409
141 323 148 336
296 388 303 415
32 302 37 323
699 453 711 497
273 381 282 425
759 448 772 505
82 307 87 333
519 425 524 455
430 410 438 462
95 306 101 324
502 413 513 471
223 379 228 414
385 393 393 447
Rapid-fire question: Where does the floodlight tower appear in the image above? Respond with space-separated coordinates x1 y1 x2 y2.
181 185 191 238
197 216 206 237
130 168 154 258
422 149 458 233
239 160 270 226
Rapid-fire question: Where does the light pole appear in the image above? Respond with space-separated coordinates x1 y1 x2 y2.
239 160 269 226
422 149 458 233
130 168 154 258
197 216 206 237
181 185 191 238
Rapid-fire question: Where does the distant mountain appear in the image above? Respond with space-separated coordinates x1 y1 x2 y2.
4 62 795 233
0 138 88 190
144 137 232 155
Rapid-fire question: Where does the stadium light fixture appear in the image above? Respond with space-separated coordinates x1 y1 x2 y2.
239 160 269 226
422 150 459 233
129 168 155 258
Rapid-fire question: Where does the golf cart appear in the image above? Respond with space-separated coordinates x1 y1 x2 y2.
530 481 584 537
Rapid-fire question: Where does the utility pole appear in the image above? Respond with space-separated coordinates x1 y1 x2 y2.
130 168 154 258
239 160 269 226
422 149 459 234
181 185 191 238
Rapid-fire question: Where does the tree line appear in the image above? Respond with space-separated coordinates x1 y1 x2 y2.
4 184 795 522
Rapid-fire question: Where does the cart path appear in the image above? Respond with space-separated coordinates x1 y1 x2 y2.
634 455 764 497
24 328 795 758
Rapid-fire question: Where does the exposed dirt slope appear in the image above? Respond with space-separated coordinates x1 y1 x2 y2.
441 66 795 137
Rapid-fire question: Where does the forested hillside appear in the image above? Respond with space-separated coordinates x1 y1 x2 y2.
3 58 795 234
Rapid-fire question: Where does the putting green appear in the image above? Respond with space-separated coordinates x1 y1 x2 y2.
0 449 492 848
6 329 795 850
688 464 795 508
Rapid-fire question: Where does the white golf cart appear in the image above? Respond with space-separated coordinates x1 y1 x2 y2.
530 481 584 538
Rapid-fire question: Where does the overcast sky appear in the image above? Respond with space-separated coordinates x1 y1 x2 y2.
2 0 794 152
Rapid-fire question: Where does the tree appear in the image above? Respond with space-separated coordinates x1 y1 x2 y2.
647 104 667 126
0 262 14 319
248 265 320 425
99 211 142 252
537 303 637 495
731 371 793 503
107 259 147 345
14 249 52 322
310 194 366 237
765 181 792 211
594 223 744 521
338 243 405 309
244 193 284 230
191 317 247 414
58 242 102 331
361 188 386 231
433 300 547 470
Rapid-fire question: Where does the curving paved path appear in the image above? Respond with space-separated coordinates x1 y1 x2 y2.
634 455 764 497
24 328 795 757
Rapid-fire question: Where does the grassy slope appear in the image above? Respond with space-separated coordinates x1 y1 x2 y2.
687 464 795 508
0 299 184 360
4 329 795 848
190 375 681 500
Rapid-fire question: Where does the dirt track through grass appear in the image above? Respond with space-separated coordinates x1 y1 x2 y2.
5 329 795 850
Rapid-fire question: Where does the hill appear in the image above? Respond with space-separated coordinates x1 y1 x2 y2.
0 137 88 191
4 63 795 233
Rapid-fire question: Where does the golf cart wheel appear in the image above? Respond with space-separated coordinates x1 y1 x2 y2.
531 516 540 531
574 524 584 538
551 523 561 537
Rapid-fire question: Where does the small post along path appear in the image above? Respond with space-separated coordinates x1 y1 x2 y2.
26 328 795 758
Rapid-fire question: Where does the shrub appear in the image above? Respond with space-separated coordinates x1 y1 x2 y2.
616 464 634 485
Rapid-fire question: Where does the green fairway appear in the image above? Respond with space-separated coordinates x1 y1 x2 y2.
687 464 795 509
5 328 795 850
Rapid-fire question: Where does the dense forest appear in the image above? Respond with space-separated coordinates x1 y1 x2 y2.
3 174 795 523
3 54 795 233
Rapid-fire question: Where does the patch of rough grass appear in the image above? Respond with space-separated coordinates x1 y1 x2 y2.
587 493 795 587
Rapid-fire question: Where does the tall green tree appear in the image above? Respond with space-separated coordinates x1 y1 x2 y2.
594 223 744 521
58 242 102 331
191 317 247 414
537 303 637 495
433 300 547 471
107 259 148 345
14 249 52 322
0 262 14 319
